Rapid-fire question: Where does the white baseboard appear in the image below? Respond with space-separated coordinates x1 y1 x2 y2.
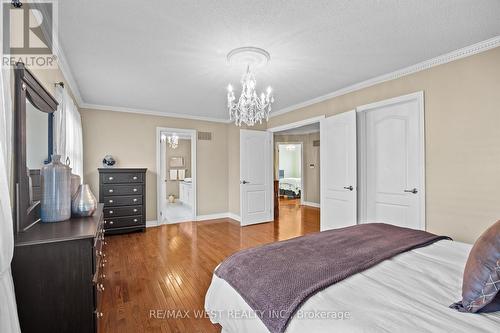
302 201 320 208
146 220 158 228
196 213 230 221
149 213 242 226
227 213 241 222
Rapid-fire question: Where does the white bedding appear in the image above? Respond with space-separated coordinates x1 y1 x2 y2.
205 240 500 333
279 178 301 195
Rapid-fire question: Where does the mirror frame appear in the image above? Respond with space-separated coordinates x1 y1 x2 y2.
14 62 58 233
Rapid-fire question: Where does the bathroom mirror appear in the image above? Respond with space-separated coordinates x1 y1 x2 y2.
14 62 57 233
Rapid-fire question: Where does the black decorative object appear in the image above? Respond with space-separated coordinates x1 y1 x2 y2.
102 154 116 167
11 0 22 8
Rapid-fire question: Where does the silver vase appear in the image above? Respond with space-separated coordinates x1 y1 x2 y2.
71 184 97 217
41 154 72 222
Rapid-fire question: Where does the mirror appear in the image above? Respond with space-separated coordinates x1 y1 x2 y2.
25 99 52 204
26 100 50 169
14 63 57 232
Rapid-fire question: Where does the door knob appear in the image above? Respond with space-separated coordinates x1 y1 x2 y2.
404 188 418 194
343 186 354 191
241 180 250 184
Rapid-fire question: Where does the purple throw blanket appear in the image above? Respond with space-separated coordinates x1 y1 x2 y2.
215 223 451 333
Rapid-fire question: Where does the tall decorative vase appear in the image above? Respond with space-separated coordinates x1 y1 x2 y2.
72 184 97 217
41 154 72 222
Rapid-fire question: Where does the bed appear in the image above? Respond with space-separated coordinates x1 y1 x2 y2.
279 177 301 198
205 238 500 332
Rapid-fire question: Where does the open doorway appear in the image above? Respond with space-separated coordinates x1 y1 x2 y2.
156 127 196 224
276 143 303 205
268 116 323 219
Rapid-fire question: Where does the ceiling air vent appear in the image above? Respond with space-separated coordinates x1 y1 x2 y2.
198 131 212 141
313 140 320 147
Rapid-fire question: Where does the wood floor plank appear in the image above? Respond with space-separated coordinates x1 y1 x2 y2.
99 200 319 332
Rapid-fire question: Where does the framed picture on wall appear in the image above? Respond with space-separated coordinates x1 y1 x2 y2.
169 157 184 167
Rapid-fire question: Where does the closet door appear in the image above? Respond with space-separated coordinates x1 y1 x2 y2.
320 110 357 231
360 92 424 230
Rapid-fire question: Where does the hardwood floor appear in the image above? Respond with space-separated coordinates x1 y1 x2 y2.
99 203 319 333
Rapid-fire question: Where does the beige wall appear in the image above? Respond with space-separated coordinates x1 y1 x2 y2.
80 109 229 220
268 47 500 243
166 138 191 198
274 133 320 204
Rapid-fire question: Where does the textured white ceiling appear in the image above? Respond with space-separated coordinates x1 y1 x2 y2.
58 0 500 121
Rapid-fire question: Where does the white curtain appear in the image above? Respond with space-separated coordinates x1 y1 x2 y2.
54 86 83 180
0 7 21 331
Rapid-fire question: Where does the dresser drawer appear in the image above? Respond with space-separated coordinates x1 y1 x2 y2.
103 184 143 196
104 216 143 229
104 205 142 218
104 195 142 206
102 172 143 184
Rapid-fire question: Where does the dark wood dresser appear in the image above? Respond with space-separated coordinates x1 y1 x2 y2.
98 168 147 234
12 204 106 333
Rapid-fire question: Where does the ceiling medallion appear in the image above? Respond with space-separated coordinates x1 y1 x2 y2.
226 47 274 127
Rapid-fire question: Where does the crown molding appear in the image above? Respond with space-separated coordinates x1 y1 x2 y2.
80 102 232 123
52 41 84 106
270 36 500 118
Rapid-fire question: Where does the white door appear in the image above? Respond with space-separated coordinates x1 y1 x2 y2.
240 129 273 226
360 92 424 230
320 111 357 231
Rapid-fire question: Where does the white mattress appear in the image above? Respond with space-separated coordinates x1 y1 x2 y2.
205 240 500 333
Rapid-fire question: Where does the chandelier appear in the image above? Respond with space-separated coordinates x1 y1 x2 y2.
226 47 274 126
167 134 179 149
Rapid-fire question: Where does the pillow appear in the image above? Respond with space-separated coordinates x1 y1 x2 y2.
450 220 500 313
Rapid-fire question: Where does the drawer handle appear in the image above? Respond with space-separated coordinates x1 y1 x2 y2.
133 218 138 222
109 221 114 225
133 198 138 202
133 209 138 212
108 176 114 180
95 311 104 319
133 188 138 192
109 210 114 214
133 176 138 180
109 199 113 203
108 189 114 193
